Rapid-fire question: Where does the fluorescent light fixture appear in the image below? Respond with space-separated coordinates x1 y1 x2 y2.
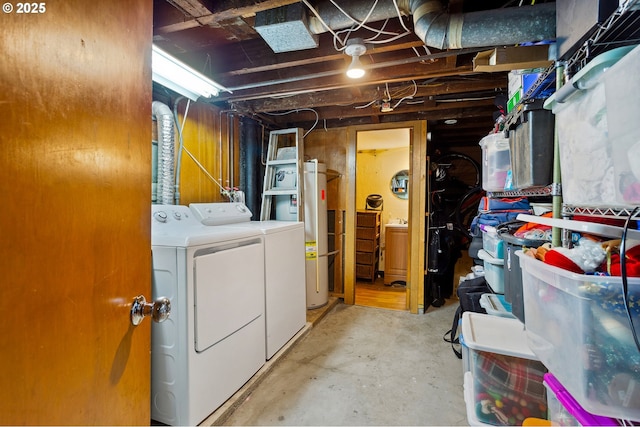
152 45 230 101
345 39 366 79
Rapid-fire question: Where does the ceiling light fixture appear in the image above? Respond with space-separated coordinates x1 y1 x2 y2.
152 44 230 101
344 38 366 79
444 119 458 125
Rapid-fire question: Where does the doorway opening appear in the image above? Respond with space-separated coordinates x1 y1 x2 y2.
355 128 410 311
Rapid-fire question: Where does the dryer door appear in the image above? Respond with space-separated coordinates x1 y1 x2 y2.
193 238 265 352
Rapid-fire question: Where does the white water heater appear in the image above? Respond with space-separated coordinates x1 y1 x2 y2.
275 160 328 309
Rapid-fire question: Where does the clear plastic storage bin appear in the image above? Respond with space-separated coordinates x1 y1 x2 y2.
479 293 515 319
481 226 503 259
477 249 504 293
604 44 640 206
544 373 620 426
479 133 511 192
518 251 640 421
544 45 636 208
461 312 547 426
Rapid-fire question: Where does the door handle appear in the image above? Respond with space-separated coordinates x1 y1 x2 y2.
130 295 171 326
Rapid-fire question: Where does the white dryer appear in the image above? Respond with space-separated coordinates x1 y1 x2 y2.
150 205 266 426
190 202 307 360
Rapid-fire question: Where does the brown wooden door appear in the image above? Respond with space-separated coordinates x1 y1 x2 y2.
0 1 153 424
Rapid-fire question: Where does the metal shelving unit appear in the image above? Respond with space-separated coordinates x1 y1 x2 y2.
564 0 640 75
563 205 640 219
501 1 640 225
558 0 640 223
488 184 555 199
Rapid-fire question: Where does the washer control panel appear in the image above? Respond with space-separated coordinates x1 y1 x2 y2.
189 202 253 226
152 205 200 226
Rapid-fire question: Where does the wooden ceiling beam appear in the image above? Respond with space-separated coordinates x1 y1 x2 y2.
259 98 496 124
216 39 429 77
274 104 498 132
231 76 506 112
218 62 487 105
156 0 299 34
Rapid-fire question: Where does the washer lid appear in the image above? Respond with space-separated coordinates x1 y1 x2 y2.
225 220 304 234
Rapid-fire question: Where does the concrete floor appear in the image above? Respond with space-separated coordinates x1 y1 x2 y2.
204 298 468 426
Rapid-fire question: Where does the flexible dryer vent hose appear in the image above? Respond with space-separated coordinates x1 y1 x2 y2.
152 101 175 205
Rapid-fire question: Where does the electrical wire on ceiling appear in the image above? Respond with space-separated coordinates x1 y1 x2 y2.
392 80 417 109
353 79 417 110
302 0 413 52
264 108 320 137
354 99 379 109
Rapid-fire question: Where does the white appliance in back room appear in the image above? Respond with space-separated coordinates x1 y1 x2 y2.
276 160 328 309
150 204 266 426
189 202 307 360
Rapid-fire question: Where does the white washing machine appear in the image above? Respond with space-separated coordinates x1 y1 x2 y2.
150 204 266 426
190 202 307 360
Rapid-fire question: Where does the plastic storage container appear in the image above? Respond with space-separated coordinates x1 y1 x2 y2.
499 230 548 324
461 312 548 426
544 45 636 208
479 293 515 319
481 226 503 259
508 99 555 190
544 373 620 426
479 133 511 192
518 251 640 420
477 249 504 293
604 44 640 206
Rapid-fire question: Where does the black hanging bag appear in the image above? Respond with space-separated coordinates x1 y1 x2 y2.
443 275 492 358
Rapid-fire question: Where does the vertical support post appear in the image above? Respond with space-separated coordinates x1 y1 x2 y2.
552 62 564 248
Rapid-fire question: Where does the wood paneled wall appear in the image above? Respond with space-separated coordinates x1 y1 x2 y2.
154 99 239 205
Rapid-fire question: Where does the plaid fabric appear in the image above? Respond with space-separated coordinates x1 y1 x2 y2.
475 351 547 402
473 351 548 425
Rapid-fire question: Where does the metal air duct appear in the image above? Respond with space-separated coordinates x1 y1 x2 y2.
408 0 556 49
305 0 555 50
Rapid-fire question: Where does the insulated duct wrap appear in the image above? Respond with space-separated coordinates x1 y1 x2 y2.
306 0 555 51
409 0 556 49
152 101 175 205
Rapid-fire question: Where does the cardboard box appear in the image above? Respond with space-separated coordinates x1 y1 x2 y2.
473 45 552 72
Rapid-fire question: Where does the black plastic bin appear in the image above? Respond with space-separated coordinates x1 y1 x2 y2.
508 99 555 190
498 230 548 323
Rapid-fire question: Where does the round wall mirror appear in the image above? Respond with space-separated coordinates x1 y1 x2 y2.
390 170 409 199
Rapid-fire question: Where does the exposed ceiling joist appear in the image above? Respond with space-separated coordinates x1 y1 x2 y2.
153 0 556 149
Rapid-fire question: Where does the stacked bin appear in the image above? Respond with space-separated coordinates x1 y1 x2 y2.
461 312 547 426
603 43 640 206
478 225 505 294
498 229 548 323
544 45 637 208
518 251 640 421
544 373 620 426
507 99 555 190
479 132 511 192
